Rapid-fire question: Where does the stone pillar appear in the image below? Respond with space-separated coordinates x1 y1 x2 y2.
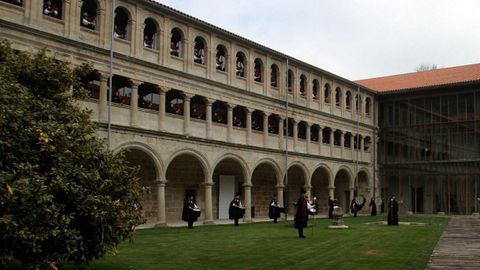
243 184 252 222
63 0 72 37
246 107 252 145
98 75 108 122
277 185 285 207
318 126 323 153
183 93 192 136
129 17 137 56
205 98 213 139
278 116 284 150
227 103 233 142
292 119 298 152
204 182 214 224
155 179 167 227
329 186 335 199
263 112 269 147
130 80 140 127
158 88 165 131
329 129 334 156
351 134 355 159
340 131 345 157
306 122 311 154
305 185 312 201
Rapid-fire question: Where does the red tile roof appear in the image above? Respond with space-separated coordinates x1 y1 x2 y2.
355 63 480 93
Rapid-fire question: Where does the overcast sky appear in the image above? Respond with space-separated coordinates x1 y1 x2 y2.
156 0 480 81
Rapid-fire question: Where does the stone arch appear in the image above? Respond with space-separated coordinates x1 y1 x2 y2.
115 141 164 178
355 169 371 214
250 158 282 218
251 158 283 186
113 6 133 40
333 166 354 210
310 163 333 214
165 148 210 182
212 153 250 184
284 161 309 215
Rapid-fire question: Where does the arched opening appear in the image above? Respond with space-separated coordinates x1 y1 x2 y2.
298 121 307 140
190 96 206 120
235 52 245 77
170 28 183 57
254 58 263 83
334 169 351 210
124 148 158 225
165 153 206 222
354 134 362 150
285 165 307 216
346 91 352 110
287 69 294 93
322 127 331 144
233 106 246 128
43 0 62 19
355 171 370 214
251 163 278 218
252 110 263 131
283 118 294 137
212 101 227 124
138 83 159 111
77 69 100 100
324 83 331 104
143 18 158 49
193 36 206 65
270 64 279 87
165 89 184 115
299 75 307 97
310 124 319 142
311 166 330 214
312 79 319 100
215 45 226 71
213 158 246 219
110 75 132 105
334 130 342 146
365 97 371 115
344 132 352 148
364 136 372 152
335 87 342 107
268 114 279 134
114 7 130 40
80 0 97 30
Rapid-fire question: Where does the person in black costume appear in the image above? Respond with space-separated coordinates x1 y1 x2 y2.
328 197 335 219
269 194 281 223
369 197 377 216
387 195 399 225
350 198 358 217
182 194 200 229
294 188 309 238
229 193 245 226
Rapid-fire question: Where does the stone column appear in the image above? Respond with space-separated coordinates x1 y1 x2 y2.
292 119 298 152
306 122 311 154
183 93 192 136
246 107 252 145
263 112 269 147
98 74 108 122
204 182 214 224
329 129 334 156
329 186 335 199
155 179 167 227
63 0 72 37
129 17 137 56
205 98 214 139
305 185 312 201
318 126 323 153
227 103 233 142
158 87 165 131
277 185 285 207
351 134 355 159
278 116 284 150
130 80 140 127
243 183 252 223
340 131 345 158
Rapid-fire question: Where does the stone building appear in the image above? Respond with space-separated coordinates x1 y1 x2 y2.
1 0 377 226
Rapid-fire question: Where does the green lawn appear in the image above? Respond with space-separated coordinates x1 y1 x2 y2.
24 215 452 270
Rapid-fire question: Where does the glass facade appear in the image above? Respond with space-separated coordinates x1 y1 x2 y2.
378 84 480 215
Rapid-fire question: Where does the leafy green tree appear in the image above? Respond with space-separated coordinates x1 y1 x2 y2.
0 41 143 269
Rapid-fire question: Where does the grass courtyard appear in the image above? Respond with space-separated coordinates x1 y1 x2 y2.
60 215 449 270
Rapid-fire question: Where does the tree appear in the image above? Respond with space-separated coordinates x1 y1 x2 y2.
0 41 143 269
415 63 437 72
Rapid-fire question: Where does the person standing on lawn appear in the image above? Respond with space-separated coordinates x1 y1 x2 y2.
294 188 309 238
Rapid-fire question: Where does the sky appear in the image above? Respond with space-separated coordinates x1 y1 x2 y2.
155 0 480 81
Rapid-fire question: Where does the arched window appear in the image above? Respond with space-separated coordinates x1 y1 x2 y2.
284 118 294 137
334 130 342 146
3 0 23 7
312 79 319 100
344 133 351 148
268 114 279 134
345 91 352 110
191 96 206 120
235 52 245 77
364 136 371 152
77 69 100 99
365 97 371 115
324 83 331 103
114 7 130 40
80 0 97 30
335 87 341 107
299 75 307 97
193 37 206 65
166 90 184 115
354 134 362 150
233 106 246 128
287 69 294 93
43 0 62 19
138 83 159 111
252 111 263 131
212 101 227 124
215 45 226 71
298 121 307 139
254 58 263 83
310 124 319 142
270 64 279 87
110 75 131 105
143 18 158 49
170 28 183 57
322 128 331 144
